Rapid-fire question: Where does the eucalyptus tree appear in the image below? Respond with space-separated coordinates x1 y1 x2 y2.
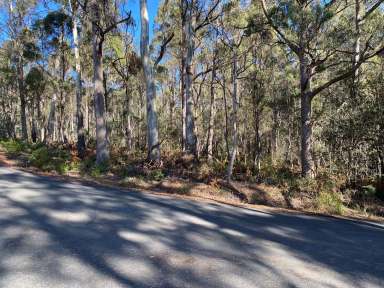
217 1 254 181
180 0 222 156
7 0 38 140
25 67 46 142
86 0 132 165
68 0 85 157
0 41 18 139
140 0 160 161
261 0 384 177
109 33 141 150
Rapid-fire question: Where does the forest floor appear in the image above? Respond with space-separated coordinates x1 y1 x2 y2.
0 139 383 224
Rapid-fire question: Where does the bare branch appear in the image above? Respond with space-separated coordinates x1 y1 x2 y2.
310 45 384 98
361 0 384 21
102 12 132 36
154 32 174 67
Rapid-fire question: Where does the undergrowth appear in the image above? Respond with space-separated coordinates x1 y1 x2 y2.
0 139 383 218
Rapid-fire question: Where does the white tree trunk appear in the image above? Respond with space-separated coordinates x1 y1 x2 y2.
69 0 86 157
140 0 160 161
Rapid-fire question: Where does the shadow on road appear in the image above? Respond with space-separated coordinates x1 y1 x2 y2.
0 167 383 287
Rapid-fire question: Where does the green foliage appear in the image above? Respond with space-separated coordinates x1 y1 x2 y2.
361 185 377 197
28 146 70 174
260 160 297 186
0 139 28 156
316 191 344 215
90 162 109 177
147 169 165 181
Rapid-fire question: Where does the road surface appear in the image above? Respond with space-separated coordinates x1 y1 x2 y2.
0 166 383 288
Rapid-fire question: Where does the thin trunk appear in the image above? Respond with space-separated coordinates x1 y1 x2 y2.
17 57 28 141
223 78 230 159
47 93 57 143
70 0 86 157
181 57 186 150
36 93 44 141
125 85 132 150
226 51 238 181
31 97 37 143
271 108 278 164
140 0 160 161
252 85 261 172
207 64 216 162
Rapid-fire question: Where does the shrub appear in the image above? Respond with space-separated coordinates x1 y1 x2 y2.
147 169 165 181
198 162 214 180
0 139 28 156
361 185 376 197
28 146 70 174
316 191 344 215
90 161 109 177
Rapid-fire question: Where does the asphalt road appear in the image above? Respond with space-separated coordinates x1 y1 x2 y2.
0 166 383 288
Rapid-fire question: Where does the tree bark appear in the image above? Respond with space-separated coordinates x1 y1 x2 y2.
69 0 86 157
46 93 57 143
125 85 133 150
207 61 216 162
226 51 238 181
140 0 160 162
352 0 364 98
182 0 197 156
91 0 109 164
252 83 261 173
300 55 314 178
17 57 28 141
31 97 37 143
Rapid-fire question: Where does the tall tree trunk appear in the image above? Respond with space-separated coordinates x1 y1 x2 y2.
226 51 238 181
222 78 230 159
58 28 66 143
182 0 197 156
17 57 28 141
252 84 261 173
207 61 216 162
299 55 314 178
69 0 86 157
271 107 278 164
181 56 186 150
91 0 109 164
140 0 160 161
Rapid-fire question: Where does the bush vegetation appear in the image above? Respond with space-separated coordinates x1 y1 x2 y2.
1 139 383 218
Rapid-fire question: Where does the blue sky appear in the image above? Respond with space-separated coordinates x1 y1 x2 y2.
0 0 161 45
121 0 161 45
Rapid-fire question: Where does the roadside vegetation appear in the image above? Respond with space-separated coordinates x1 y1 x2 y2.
1 138 383 220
